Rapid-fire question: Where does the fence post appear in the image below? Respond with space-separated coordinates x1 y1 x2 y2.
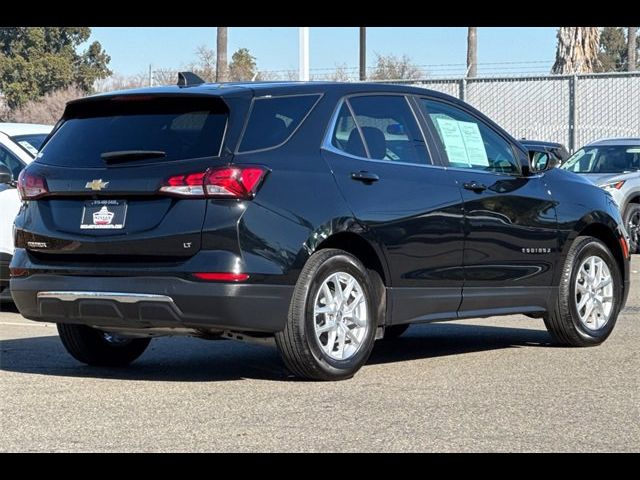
459 78 466 101
568 75 578 152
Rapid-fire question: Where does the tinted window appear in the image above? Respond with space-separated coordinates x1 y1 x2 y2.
561 145 640 173
11 134 49 156
239 94 320 152
348 95 430 165
422 99 519 174
330 103 367 158
0 146 24 179
38 96 228 167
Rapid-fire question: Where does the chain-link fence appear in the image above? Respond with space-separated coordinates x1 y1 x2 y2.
389 72 640 152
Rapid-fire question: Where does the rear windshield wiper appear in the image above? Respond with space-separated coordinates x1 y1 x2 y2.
100 150 166 163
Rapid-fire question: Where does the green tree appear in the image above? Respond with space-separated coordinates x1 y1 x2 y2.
0 27 110 108
597 27 628 72
596 27 640 72
229 48 257 81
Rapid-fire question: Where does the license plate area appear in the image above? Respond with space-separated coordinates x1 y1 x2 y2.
80 200 127 230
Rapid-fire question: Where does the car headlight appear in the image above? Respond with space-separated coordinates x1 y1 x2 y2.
600 180 625 190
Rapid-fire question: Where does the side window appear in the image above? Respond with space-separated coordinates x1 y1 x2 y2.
239 94 321 152
0 146 24 180
345 95 431 165
330 103 367 158
422 99 519 175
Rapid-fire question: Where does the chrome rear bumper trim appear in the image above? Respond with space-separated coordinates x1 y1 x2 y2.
37 291 176 305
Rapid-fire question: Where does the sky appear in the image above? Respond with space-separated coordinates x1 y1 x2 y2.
87 27 559 79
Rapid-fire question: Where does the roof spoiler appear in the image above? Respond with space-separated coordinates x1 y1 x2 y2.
177 71 206 87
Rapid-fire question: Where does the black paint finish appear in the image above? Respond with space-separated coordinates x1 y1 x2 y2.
11 82 630 331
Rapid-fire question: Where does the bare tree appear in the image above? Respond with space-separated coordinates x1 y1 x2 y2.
552 27 601 74
329 64 352 82
370 53 423 81
629 26 638 72
188 45 216 82
467 27 478 77
8 85 85 124
94 73 148 92
216 27 228 82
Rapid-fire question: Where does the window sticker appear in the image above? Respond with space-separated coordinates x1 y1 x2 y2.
434 117 470 165
435 117 488 167
458 121 488 166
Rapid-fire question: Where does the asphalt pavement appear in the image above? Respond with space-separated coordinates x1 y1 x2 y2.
1 257 638 452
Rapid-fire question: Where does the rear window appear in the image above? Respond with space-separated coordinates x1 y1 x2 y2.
37 96 228 167
238 94 321 152
12 134 49 157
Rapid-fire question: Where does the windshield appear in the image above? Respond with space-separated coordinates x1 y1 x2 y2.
11 133 49 157
561 145 640 173
37 96 228 168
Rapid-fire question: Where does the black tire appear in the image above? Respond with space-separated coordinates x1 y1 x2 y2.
57 324 150 366
623 204 640 254
275 249 378 381
544 236 622 346
383 324 410 339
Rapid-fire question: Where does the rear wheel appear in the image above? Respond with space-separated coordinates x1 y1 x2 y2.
624 204 640 254
544 236 622 346
275 249 378 381
57 324 150 366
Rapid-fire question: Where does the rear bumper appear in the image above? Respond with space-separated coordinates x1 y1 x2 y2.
10 274 293 333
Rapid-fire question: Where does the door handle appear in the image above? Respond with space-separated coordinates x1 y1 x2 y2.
463 181 487 193
351 171 380 183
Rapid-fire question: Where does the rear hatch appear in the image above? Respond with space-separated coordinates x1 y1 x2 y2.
19 94 231 259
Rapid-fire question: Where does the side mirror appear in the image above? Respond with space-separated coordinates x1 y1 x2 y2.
0 164 13 185
529 150 558 173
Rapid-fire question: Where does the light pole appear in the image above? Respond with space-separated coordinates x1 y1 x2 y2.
299 27 310 81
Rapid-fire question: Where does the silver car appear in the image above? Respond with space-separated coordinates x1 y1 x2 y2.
561 138 640 253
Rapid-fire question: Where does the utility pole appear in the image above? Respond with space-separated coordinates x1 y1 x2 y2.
359 27 367 81
629 27 637 72
299 27 310 81
148 64 152 86
467 27 477 78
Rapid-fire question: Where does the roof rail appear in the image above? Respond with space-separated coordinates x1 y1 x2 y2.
177 72 206 87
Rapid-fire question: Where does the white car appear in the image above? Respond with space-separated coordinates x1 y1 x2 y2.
0 123 53 301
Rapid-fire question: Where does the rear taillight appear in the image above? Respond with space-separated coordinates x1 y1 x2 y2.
160 166 268 199
17 169 49 200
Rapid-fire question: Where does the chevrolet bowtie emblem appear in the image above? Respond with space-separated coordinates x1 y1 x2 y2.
85 179 109 191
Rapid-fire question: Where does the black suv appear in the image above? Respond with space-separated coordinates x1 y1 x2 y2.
10 79 631 380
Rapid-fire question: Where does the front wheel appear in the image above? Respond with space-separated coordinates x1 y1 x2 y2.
544 236 622 346
275 249 378 381
624 204 640 254
57 324 150 366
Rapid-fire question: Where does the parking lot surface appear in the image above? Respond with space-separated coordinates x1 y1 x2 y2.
1 257 638 452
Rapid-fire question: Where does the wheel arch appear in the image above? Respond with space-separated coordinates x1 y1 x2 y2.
314 231 390 287
576 223 626 281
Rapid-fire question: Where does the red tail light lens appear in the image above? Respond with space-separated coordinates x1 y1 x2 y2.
17 169 49 200
160 166 268 199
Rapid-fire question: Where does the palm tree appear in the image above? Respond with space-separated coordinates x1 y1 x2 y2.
466 27 477 78
216 27 228 82
552 27 601 74
628 27 637 72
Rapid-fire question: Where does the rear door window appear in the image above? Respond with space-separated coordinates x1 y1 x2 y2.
238 94 321 152
37 96 228 167
346 95 431 165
